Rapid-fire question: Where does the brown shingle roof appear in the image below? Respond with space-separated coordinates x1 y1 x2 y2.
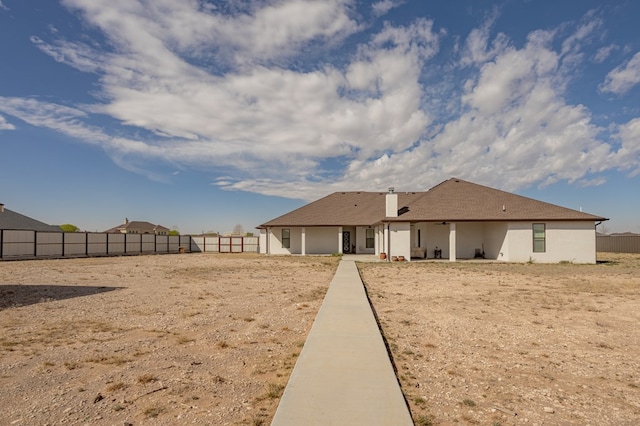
394 178 607 222
259 178 607 228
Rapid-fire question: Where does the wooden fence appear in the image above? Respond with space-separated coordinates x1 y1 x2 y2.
596 235 640 253
0 230 259 260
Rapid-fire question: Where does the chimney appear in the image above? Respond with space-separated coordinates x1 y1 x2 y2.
125 218 129 224
386 187 398 217
0 203 4 213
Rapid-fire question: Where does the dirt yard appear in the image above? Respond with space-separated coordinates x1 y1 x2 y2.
1 253 639 425
359 253 640 425
0 253 339 425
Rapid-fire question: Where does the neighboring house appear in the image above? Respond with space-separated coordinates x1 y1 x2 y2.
0 203 61 232
258 178 608 264
104 218 169 235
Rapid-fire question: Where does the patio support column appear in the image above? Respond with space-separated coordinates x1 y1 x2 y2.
338 226 343 254
449 222 456 262
301 227 306 256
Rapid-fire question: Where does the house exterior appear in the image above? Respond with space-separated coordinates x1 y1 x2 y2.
257 178 607 264
104 218 169 235
0 203 61 232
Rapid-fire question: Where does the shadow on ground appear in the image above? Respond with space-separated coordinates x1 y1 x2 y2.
0 285 124 310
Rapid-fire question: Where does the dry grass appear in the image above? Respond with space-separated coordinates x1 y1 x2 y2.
0 253 338 425
359 252 640 425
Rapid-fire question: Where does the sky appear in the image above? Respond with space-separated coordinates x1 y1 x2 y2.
1 0 639 235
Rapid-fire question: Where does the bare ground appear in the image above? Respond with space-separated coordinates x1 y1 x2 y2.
0 253 339 425
2 253 639 426
359 253 640 425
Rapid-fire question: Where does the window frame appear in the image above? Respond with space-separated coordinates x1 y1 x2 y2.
365 228 375 249
532 223 546 253
282 228 291 249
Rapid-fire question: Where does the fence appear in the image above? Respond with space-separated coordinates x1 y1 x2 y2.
0 230 261 260
596 235 640 253
190 236 259 253
0 229 194 260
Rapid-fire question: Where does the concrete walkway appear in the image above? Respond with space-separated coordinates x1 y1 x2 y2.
271 260 413 425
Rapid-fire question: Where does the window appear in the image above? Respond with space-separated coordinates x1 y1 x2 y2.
282 229 290 249
366 228 375 249
533 223 545 252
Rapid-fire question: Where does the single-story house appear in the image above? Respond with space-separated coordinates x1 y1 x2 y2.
0 203 61 232
104 218 169 235
257 178 608 263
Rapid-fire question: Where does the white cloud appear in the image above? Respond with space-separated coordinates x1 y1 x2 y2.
593 44 619 63
61 0 359 66
610 118 640 176
599 52 640 95
372 0 402 17
0 115 15 130
0 1 8 11
3 3 639 201
460 7 510 67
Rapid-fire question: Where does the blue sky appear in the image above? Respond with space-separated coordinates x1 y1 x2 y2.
1 0 639 234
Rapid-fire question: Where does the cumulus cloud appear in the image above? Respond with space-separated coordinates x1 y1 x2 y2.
0 115 15 130
611 118 640 176
3 2 639 201
600 52 640 95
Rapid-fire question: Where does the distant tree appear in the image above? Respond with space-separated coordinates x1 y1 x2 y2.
168 229 180 236
232 224 245 235
597 223 610 235
60 224 80 232
245 232 254 237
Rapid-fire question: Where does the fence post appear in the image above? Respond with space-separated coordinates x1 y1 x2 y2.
106 233 109 255
34 230 37 257
0 229 3 259
62 231 65 257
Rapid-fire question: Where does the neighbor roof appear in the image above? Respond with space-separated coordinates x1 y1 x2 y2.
104 221 169 233
0 205 61 232
258 178 607 228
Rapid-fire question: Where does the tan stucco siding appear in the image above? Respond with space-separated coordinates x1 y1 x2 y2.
506 221 596 263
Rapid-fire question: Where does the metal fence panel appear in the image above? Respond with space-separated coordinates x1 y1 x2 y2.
125 234 142 254
87 233 108 255
108 233 125 254
2 230 35 257
36 232 63 257
190 236 204 252
64 232 88 256
597 236 640 253
205 237 220 252
219 237 231 253
243 237 259 253
168 235 180 252
1 230 259 260
156 235 168 253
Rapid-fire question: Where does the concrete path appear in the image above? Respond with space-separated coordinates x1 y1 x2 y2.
271 260 413 425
